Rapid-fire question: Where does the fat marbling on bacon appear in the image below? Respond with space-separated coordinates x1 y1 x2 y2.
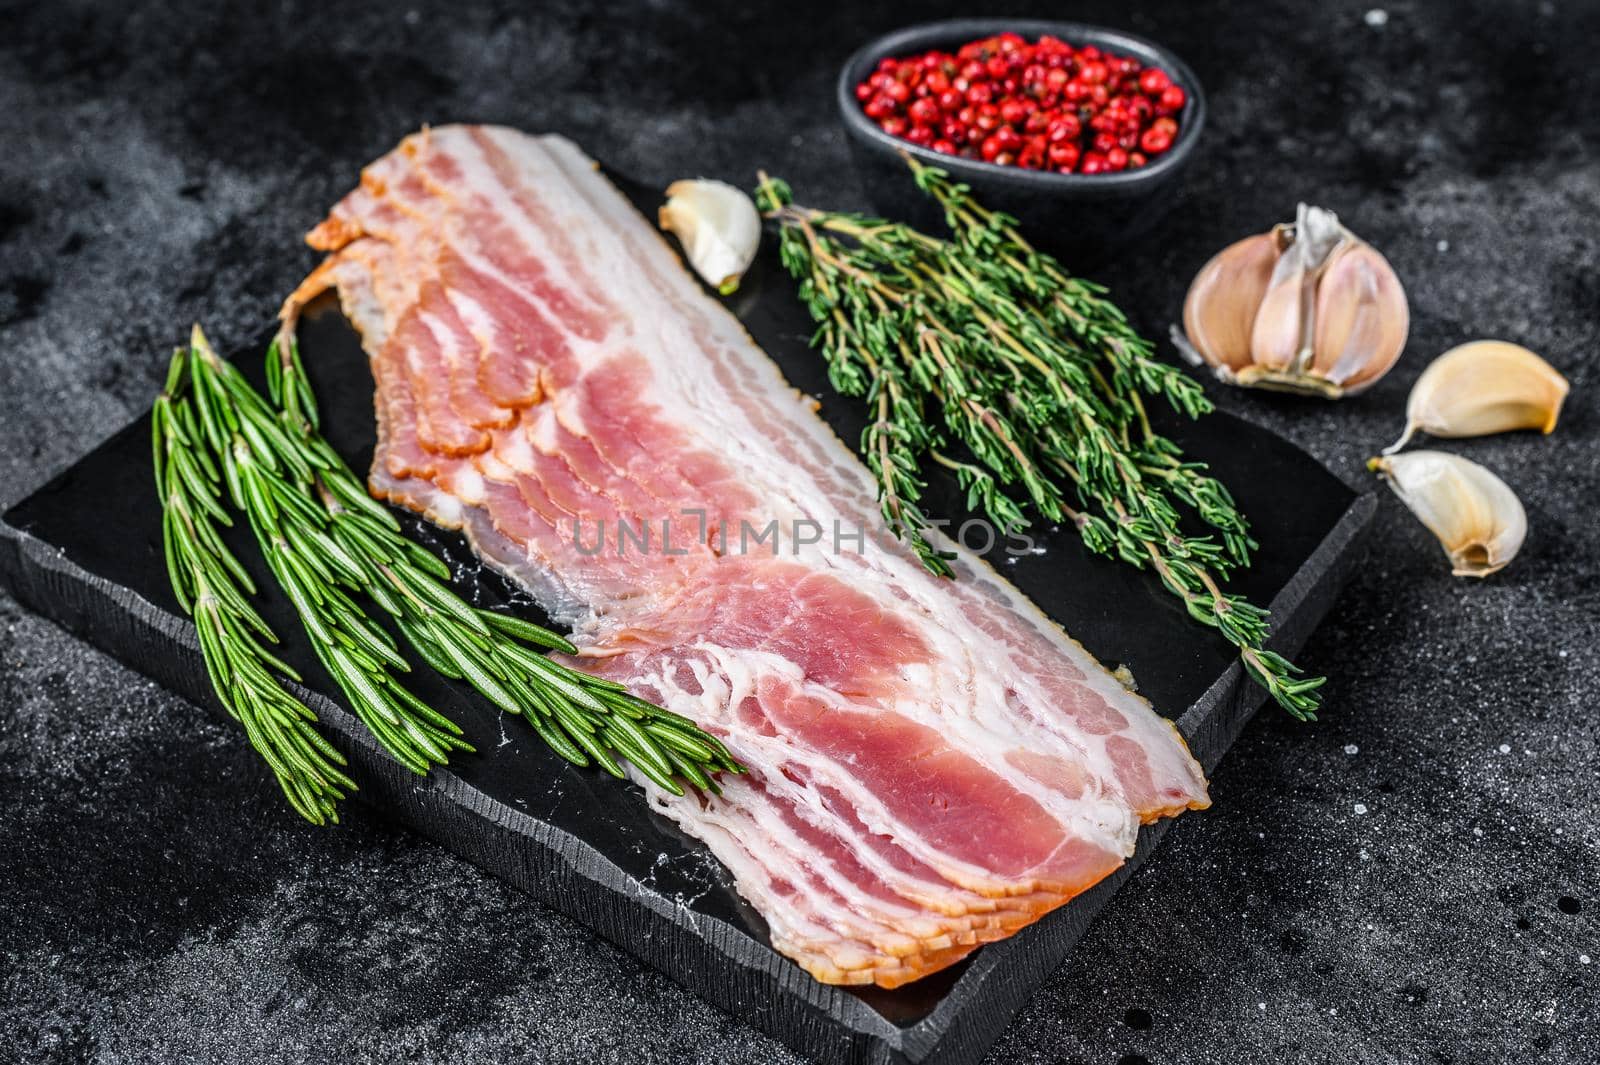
281 125 1210 988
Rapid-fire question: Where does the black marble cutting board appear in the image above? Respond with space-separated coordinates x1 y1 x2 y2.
0 173 1374 1065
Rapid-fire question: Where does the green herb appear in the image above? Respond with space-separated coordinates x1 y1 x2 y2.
154 348 354 823
261 329 741 794
755 160 1325 720
156 326 741 824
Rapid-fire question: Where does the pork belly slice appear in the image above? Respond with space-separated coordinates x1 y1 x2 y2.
283 125 1209 987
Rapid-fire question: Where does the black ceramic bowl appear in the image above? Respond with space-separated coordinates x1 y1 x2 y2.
837 18 1207 262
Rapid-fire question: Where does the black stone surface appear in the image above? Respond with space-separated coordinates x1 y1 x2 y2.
0 1 1595 1063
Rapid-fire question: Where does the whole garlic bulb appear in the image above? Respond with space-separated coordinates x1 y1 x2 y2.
1369 451 1526 578
1177 204 1409 399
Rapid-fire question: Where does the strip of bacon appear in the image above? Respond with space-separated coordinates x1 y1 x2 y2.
283 126 1209 988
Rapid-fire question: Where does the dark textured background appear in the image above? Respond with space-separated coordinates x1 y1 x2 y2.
1 1 1595 1062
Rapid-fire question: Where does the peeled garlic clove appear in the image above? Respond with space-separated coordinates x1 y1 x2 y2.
1310 241 1408 394
1180 232 1279 379
658 179 761 295
1369 450 1526 578
1385 340 1570 453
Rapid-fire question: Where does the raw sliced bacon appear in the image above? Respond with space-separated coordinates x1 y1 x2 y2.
283 125 1210 987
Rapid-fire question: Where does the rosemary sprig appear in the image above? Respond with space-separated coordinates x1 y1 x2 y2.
154 349 355 823
184 328 472 778
261 333 741 794
756 164 1326 719
158 327 740 823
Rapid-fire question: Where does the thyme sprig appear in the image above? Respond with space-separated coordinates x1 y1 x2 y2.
756 162 1325 719
157 327 740 823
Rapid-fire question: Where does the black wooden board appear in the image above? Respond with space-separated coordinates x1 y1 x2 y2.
0 172 1375 1065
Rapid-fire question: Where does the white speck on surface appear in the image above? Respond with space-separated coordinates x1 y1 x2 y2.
1498 744 1512 754
1360 848 1371 860
1258 1002 1266 1010
1474 827 1484 837
1355 803 1369 814
1437 239 1450 252
1345 743 1360 755
1582 955 1592 965
1365 8 1390 27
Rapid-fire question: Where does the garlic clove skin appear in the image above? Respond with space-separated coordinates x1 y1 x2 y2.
1310 241 1408 395
1246 233 1313 376
1369 450 1527 578
1243 204 1351 382
1181 233 1279 379
658 179 761 295
1384 340 1570 454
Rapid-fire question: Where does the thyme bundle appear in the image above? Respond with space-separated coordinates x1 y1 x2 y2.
155 327 739 823
756 160 1325 719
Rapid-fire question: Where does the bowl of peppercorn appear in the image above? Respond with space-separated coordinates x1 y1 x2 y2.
837 19 1206 261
